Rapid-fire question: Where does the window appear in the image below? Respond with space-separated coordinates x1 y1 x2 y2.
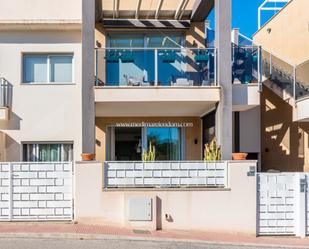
23 54 73 83
23 143 73 162
146 127 181 161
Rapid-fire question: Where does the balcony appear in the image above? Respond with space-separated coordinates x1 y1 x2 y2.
95 47 217 87
0 78 12 121
94 47 220 117
232 46 261 111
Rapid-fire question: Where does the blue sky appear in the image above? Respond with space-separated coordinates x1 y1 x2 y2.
208 0 287 38
232 0 265 38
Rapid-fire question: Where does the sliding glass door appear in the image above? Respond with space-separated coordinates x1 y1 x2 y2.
106 34 184 86
146 127 181 161
107 126 183 161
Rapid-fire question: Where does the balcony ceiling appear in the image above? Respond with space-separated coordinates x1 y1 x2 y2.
95 87 220 117
100 0 214 21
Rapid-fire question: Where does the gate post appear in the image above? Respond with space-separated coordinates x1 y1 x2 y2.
8 162 12 221
295 173 306 238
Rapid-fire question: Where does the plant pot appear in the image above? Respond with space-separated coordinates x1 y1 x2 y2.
81 153 95 161
232 152 248 160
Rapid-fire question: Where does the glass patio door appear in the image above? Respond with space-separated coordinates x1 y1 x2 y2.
108 126 183 161
146 127 181 161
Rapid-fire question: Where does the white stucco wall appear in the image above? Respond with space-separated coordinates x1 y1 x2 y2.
0 0 81 21
239 106 261 154
0 30 82 161
74 161 257 234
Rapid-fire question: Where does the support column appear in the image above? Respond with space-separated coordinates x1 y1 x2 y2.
215 0 232 160
295 173 307 238
82 0 95 154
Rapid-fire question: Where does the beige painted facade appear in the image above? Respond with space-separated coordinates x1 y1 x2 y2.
95 117 202 161
0 0 81 21
254 0 309 172
0 30 83 161
74 160 257 234
261 86 309 172
253 0 309 65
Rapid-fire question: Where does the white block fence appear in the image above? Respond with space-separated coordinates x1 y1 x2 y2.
257 173 309 238
0 162 73 221
104 161 228 188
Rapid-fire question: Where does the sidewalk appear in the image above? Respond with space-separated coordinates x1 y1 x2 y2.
0 223 308 248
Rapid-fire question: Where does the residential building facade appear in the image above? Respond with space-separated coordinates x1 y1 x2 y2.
0 0 309 236
0 0 83 162
1 0 262 165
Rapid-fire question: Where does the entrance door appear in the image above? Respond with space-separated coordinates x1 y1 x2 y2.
114 127 142 161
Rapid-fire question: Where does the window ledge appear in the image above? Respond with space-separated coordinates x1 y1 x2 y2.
20 83 76 86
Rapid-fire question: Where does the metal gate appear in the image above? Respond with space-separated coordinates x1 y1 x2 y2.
0 162 73 221
257 173 309 237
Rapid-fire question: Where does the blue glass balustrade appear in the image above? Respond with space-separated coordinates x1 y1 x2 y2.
232 45 260 84
95 48 217 87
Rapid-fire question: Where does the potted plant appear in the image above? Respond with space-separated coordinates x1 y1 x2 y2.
204 139 221 161
232 152 248 160
142 142 156 162
81 153 95 161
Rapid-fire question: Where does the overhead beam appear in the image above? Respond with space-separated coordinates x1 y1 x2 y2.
191 0 214 21
175 0 186 19
101 19 190 29
113 0 119 18
135 0 142 19
155 0 164 19
95 0 102 22
179 0 190 20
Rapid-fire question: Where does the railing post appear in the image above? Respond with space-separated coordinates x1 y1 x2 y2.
293 66 296 100
257 46 262 92
154 49 158 86
269 52 272 76
95 48 99 86
214 48 217 86
0 78 3 107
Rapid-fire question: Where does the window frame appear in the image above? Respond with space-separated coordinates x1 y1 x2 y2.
21 141 74 162
22 53 74 85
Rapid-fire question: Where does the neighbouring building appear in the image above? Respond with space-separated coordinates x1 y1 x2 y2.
253 0 309 172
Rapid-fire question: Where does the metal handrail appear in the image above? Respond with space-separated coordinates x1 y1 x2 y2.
256 44 296 67
0 77 11 108
95 47 217 51
259 46 309 101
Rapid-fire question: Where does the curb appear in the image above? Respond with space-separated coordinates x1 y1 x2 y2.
0 233 308 248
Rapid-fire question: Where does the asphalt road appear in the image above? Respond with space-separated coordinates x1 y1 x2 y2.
0 238 301 249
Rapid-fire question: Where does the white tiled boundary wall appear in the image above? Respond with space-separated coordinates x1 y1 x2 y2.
74 161 257 233
257 173 309 238
104 161 228 188
0 162 73 221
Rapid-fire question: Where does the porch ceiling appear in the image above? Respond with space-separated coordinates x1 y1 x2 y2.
95 101 216 117
100 0 213 21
